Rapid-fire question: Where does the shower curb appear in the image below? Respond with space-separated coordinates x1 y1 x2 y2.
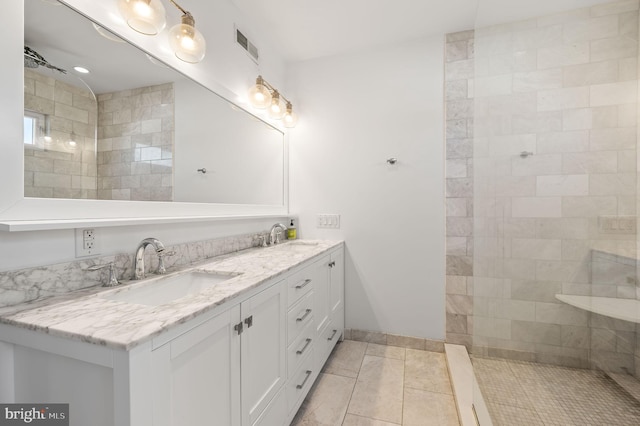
445 343 493 426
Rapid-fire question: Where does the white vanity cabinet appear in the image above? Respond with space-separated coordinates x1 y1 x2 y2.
151 304 242 426
0 242 344 426
151 279 286 426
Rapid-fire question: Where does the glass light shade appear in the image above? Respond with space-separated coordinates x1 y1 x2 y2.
248 83 272 109
283 108 298 128
118 0 166 35
268 93 286 120
168 14 206 63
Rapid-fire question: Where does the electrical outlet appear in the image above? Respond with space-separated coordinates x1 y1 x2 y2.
76 228 100 257
317 214 340 229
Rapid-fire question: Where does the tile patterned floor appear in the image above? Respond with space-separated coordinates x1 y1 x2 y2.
291 340 460 426
474 357 640 426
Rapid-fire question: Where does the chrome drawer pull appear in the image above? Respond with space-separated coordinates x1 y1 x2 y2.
296 308 312 322
295 279 312 289
296 338 312 355
327 329 338 341
296 370 312 389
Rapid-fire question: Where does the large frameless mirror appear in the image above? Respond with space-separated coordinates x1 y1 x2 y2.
23 0 284 206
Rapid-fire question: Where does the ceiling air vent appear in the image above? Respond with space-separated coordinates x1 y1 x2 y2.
235 27 259 63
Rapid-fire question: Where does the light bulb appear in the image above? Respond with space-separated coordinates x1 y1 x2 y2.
283 103 298 128
248 76 272 109
268 92 286 120
118 0 166 35
168 13 206 63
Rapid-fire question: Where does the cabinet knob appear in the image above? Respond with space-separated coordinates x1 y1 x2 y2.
244 315 253 328
328 261 336 268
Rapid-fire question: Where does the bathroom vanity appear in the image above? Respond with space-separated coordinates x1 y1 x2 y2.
0 240 344 426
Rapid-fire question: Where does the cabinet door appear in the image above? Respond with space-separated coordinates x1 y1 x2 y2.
152 305 241 426
241 280 287 426
329 248 345 317
312 256 331 335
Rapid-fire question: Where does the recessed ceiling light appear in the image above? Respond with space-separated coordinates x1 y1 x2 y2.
73 66 90 74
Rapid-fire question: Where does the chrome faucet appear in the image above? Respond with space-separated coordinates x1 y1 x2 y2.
133 237 166 280
269 223 288 245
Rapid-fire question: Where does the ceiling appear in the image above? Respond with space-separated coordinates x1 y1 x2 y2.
232 0 615 63
24 0 178 94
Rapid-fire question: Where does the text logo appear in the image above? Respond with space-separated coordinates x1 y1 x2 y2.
0 404 68 425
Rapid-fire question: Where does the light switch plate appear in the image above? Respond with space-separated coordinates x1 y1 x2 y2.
317 214 340 229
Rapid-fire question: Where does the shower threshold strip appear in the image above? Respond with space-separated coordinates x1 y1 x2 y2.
555 294 640 324
445 343 493 426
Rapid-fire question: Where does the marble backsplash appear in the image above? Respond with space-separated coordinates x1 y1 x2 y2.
0 231 267 308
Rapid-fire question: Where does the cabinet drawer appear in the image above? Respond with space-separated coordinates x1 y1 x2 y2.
286 347 315 414
287 266 315 307
287 290 314 345
315 320 340 373
287 320 314 378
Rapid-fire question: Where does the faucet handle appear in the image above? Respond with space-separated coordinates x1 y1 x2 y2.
85 262 120 287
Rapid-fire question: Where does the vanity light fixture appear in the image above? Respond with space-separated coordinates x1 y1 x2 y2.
248 75 298 128
118 0 206 63
167 0 206 63
118 0 167 35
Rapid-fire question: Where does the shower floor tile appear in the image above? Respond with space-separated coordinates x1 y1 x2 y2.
474 357 640 426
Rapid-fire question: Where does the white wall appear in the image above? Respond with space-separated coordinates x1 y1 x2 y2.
0 0 288 272
173 78 284 205
287 37 446 340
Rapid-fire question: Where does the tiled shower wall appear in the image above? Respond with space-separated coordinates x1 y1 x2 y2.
97 83 174 201
445 30 475 349
23 69 98 199
469 0 639 371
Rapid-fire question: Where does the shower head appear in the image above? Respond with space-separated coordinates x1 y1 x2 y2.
24 46 66 73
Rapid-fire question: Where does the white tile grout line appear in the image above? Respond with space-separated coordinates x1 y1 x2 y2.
445 343 493 426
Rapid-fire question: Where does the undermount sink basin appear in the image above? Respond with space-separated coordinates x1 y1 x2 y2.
101 271 237 307
269 241 319 251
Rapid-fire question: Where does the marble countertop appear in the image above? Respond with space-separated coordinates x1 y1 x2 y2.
0 240 343 350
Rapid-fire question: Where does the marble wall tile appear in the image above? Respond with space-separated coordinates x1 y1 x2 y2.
445 59 474 81
535 302 590 326
561 196 618 217
536 174 589 196
445 137 472 157
511 279 562 303
512 238 562 260
589 173 636 195
512 197 562 218
537 42 589 69
446 198 468 217
511 320 561 345
562 60 619 87
590 80 638 106
563 108 593 131
446 255 473 276
591 36 638 62
562 151 618 174
446 294 473 315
